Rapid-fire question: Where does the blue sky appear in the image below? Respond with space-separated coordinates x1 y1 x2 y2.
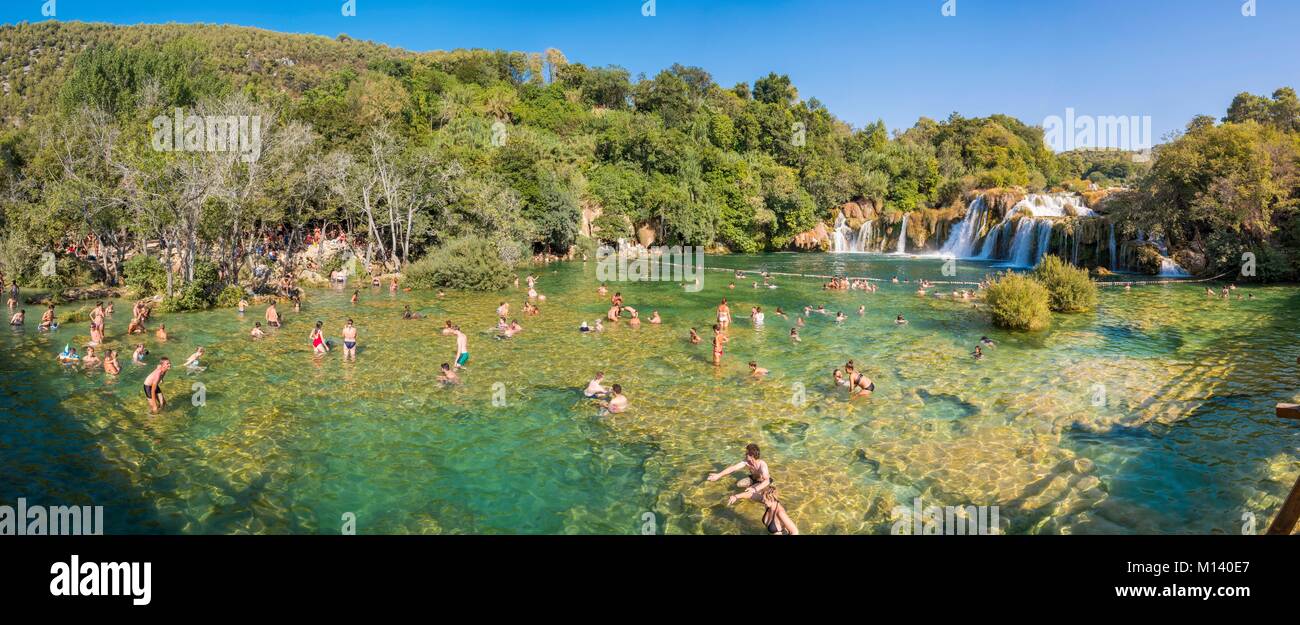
4 0 1298 139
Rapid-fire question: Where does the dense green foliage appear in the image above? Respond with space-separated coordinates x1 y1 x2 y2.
984 273 1052 331
123 254 167 297
403 236 513 291
1034 255 1099 313
0 22 1296 292
160 258 223 312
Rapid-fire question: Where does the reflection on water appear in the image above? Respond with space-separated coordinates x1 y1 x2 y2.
1 254 1297 534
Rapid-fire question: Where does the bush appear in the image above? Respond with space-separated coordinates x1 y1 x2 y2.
160 258 224 312
1034 255 1098 313
404 237 513 291
215 284 245 308
123 254 167 297
985 272 1052 331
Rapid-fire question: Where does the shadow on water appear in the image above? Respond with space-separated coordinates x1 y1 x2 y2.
1063 288 1300 534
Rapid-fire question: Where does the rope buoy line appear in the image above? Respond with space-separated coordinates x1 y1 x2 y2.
651 260 1234 289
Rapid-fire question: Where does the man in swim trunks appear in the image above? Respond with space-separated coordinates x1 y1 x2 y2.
442 324 469 369
707 443 772 505
266 301 281 328
342 318 358 361
39 304 55 331
143 357 171 413
597 384 628 414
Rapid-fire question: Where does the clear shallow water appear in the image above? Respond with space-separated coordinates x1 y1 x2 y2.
1 254 1297 534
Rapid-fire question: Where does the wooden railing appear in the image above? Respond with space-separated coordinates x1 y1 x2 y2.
1267 403 1300 535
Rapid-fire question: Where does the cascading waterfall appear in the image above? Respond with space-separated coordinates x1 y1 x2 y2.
1007 218 1039 267
939 196 989 258
895 214 909 254
1108 222 1117 271
941 192 1097 267
831 214 875 253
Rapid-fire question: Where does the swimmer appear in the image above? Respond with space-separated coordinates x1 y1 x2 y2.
835 311 846 323
689 328 701 344
583 372 609 398
127 315 145 334
390 277 398 293
895 315 908 325
759 487 799 535
717 299 732 330
626 307 641 328
579 321 592 333
752 306 765 327
184 347 205 370
790 327 800 343
594 319 604 332
351 290 359 304
773 307 787 319
132 344 148 364
707 443 772 505
437 362 460 384
155 324 168 341
502 319 524 338
103 349 120 375
649 311 662 325
442 324 469 369
597 284 608 296
402 305 423 320
973 345 984 360
749 361 769 378
833 368 850 388
597 384 628 414
238 298 248 314
496 301 509 318
9 309 24 325
980 336 995 347
844 361 875 398
58 345 80 364
251 322 265 338
858 305 865 315
82 346 101 368
266 301 281 328
143 357 171 413
712 324 728 366
310 321 329 355
342 319 358 361
39 304 55 331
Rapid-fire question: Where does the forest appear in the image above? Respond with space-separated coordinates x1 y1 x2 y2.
0 21 1296 301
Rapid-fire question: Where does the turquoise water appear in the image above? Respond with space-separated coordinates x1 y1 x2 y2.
1 254 1297 534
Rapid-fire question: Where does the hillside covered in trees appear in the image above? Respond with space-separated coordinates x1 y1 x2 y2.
0 21 1296 296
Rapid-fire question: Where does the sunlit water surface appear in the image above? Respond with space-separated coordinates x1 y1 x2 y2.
1 254 1297 534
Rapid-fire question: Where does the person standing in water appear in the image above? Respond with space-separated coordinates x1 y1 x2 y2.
712 324 729 366
310 321 330 355
266 300 281 328
759 488 799 535
143 357 171 413
717 299 732 330
39 304 55 331
442 324 469 369
341 319 358 361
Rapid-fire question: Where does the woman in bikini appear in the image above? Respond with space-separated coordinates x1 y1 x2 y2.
843 361 875 398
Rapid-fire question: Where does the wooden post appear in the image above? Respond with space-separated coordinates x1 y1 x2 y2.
1267 404 1300 535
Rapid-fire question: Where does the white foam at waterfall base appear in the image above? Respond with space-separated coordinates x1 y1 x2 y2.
941 193 1094 264
1158 257 1191 277
895 214 909 254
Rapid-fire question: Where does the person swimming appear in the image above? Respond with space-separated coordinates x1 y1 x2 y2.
58 344 80 364
760 487 799 535
103 349 120 375
9 309 23 326
437 362 460 384
749 361 769 378
583 372 609 398
895 315 908 325
596 384 628 414
980 336 995 347
790 327 800 342
155 324 168 341
972 345 984 360
251 322 265 338
132 344 148 364
184 347 206 371
689 327 701 344
579 321 592 333
707 443 772 506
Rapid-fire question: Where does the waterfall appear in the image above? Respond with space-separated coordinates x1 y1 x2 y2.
895 214 909 254
1108 222 1117 271
1033 220 1054 265
940 196 988 258
1158 257 1190 277
831 213 850 253
939 192 1093 264
1007 218 1039 267
857 220 873 252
